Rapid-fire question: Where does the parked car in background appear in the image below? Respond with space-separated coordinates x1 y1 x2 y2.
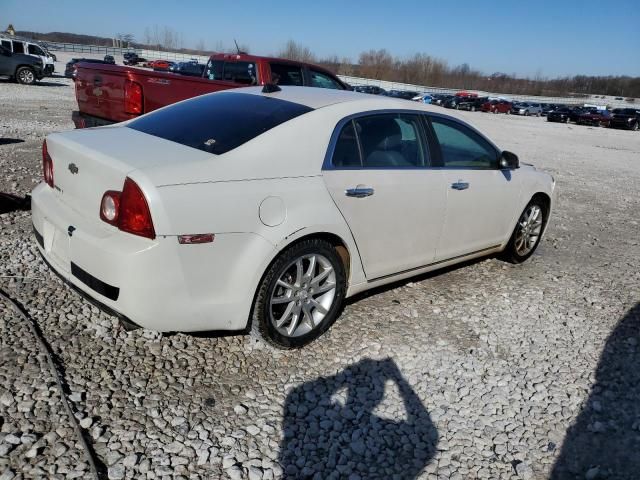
33 87 555 348
169 61 206 77
541 104 565 116
413 94 432 104
0 35 55 75
458 96 488 112
123 52 147 66
150 60 176 71
511 102 542 116
387 90 420 100
546 107 573 123
608 108 640 130
0 45 44 85
443 95 469 109
576 109 612 127
73 53 350 128
64 58 113 78
481 99 512 114
430 94 452 106
103 55 116 65
354 85 387 95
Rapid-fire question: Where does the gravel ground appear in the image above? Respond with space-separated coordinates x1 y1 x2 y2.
1 79 639 480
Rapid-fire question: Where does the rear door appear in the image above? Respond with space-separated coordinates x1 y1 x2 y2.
426 115 522 260
323 112 446 280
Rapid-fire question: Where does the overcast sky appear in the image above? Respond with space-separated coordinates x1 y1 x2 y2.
4 0 639 78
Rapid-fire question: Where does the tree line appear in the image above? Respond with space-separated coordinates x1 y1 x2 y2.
279 41 639 100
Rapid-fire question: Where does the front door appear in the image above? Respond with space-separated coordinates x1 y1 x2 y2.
323 113 446 280
428 116 522 260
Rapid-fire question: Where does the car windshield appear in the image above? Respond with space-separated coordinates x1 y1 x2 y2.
127 92 313 155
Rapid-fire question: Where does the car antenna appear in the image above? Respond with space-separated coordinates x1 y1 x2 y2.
233 39 247 55
262 83 281 93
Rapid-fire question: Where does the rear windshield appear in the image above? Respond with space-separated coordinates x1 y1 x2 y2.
127 92 313 155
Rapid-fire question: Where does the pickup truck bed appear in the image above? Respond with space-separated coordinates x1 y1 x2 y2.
73 63 239 127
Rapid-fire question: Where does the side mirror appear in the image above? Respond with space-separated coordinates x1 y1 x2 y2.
500 150 519 169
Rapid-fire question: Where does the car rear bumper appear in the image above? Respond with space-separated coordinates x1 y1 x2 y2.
72 111 114 129
31 183 275 332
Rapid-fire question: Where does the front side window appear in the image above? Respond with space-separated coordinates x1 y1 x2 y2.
310 70 343 90
331 114 427 168
28 45 44 56
430 118 498 169
270 63 303 86
1 40 12 50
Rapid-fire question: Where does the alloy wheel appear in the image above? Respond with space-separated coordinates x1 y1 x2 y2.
19 69 34 84
269 253 337 338
514 205 543 256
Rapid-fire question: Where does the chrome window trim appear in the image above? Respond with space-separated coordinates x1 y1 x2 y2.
322 109 503 171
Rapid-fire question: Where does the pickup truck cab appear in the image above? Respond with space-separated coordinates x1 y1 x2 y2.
0 45 44 85
73 53 349 128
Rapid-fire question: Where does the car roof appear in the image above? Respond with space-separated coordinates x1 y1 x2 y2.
235 86 430 110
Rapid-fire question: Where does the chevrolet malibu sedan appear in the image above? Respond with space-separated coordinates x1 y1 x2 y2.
32 86 555 348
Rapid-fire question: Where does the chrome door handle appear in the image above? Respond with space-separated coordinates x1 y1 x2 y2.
451 182 469 190
345 187 374 198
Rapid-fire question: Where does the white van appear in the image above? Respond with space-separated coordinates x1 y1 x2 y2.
0 36 55 75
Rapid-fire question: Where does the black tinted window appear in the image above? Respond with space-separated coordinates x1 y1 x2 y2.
128 93 312 155
222 61 257 85
205 60 223 80
270 63 303 86
430 117 497 169
355 114 426 168
12 41 24 54
332 121 361 167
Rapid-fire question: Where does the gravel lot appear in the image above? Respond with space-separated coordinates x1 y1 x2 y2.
1 78 639 480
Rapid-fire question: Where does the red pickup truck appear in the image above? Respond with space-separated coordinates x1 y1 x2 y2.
72 53 350 128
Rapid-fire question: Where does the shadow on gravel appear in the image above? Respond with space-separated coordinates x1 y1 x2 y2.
0 138 24 145
0 193 31 214
279 358 438 479
552 303 640 480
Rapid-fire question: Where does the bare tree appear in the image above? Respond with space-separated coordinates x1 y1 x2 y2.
278 40 316 63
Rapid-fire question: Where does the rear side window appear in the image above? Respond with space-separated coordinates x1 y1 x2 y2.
270 63 303 86
430 117 498 169
222 61 257 85
12 41 24 54
331 113 427 168
127 92 313 155
1 40 11 50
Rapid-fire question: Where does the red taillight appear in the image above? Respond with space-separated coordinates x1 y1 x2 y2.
124 80 143 115
100 178 155 239
42 140 54 188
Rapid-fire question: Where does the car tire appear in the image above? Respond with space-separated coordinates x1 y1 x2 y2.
16 67 36 85
502 199 547 264
251 238 346 349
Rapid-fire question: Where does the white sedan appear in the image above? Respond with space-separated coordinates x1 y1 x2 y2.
32 86 555 348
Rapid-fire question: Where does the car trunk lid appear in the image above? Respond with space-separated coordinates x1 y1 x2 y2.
45 127 209 222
